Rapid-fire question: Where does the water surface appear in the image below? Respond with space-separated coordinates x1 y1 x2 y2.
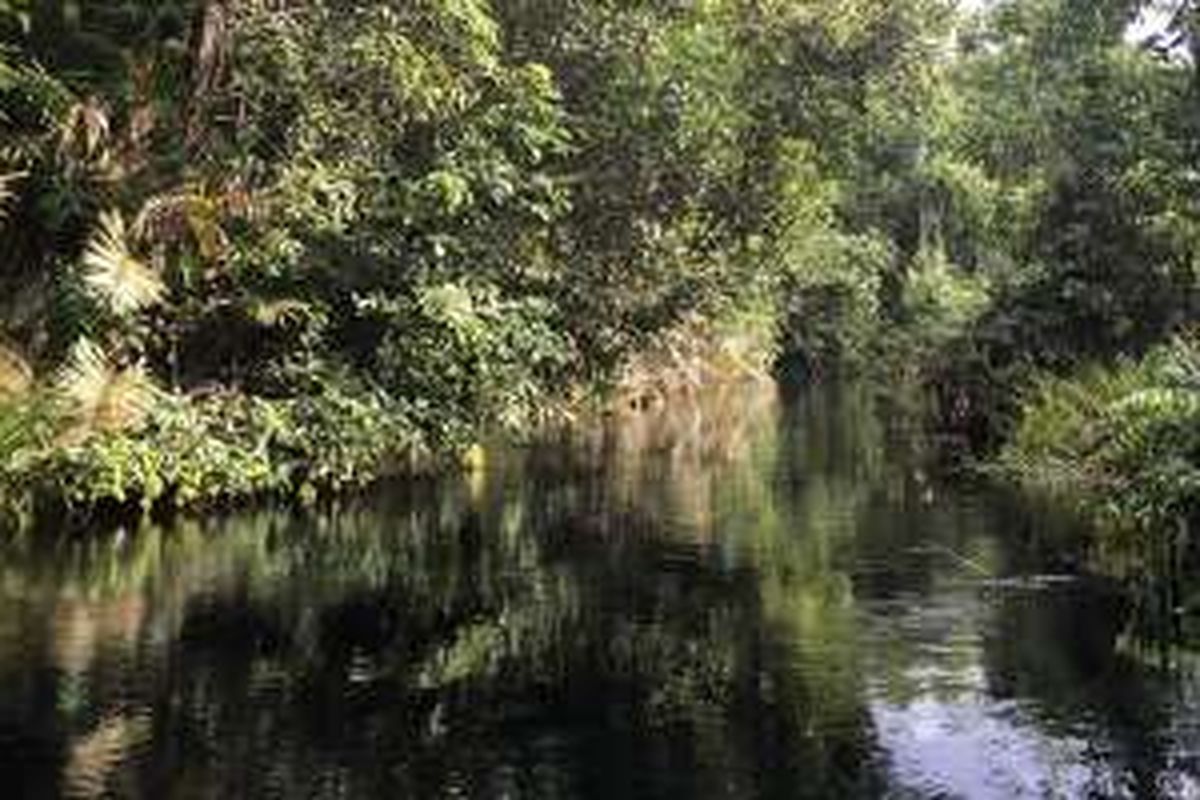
2 382 1199 799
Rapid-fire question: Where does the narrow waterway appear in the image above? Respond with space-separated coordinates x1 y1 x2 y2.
2 381 1198 799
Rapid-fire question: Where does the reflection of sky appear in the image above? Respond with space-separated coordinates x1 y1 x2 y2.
857 583 1109 798
858 576 1200 800
873 698 1105 799
874 693 1200 799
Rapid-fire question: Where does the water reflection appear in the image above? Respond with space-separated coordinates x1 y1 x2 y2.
1 381 1198 798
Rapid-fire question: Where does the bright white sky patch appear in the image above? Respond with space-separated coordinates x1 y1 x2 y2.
1128 0 1184 43
956 0 1190 57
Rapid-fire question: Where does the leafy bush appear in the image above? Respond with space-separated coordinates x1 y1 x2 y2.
367 282 573 437
780 231 892 374
1000 334 1200 537
2 383 427 519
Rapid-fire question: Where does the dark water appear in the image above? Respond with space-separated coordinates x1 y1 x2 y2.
2 382 1200 799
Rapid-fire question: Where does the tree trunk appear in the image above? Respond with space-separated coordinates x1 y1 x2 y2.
187 0 233 154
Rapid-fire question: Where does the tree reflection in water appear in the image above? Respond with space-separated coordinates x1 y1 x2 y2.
0 381 1198 798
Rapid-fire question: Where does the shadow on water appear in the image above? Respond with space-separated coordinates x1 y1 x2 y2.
1 380 1199 798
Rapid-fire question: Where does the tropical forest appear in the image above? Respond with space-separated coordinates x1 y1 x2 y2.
2 1 1200 798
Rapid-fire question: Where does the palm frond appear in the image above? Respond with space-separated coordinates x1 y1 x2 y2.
0 174 11 220
0 343 32 398
0 171 23 221
0 401 34 463
59 99 110 160
251 298 317 327
57 339 158 438
0 52 74 128
82 210 166 314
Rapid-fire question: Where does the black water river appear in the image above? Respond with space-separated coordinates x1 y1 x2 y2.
2 382 1199 798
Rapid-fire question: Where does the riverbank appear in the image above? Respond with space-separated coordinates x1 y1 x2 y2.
0 322 774 533
993 333 1200 567
0 385 431 530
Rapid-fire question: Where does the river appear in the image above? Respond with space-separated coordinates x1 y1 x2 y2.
1 381 1198 799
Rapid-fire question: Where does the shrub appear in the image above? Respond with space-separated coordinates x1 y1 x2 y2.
1 383 428 520
1000 334 1200 538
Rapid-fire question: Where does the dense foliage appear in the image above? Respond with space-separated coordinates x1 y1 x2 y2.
1 0 1199 542
0 0 951 521
923 0 1200 557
